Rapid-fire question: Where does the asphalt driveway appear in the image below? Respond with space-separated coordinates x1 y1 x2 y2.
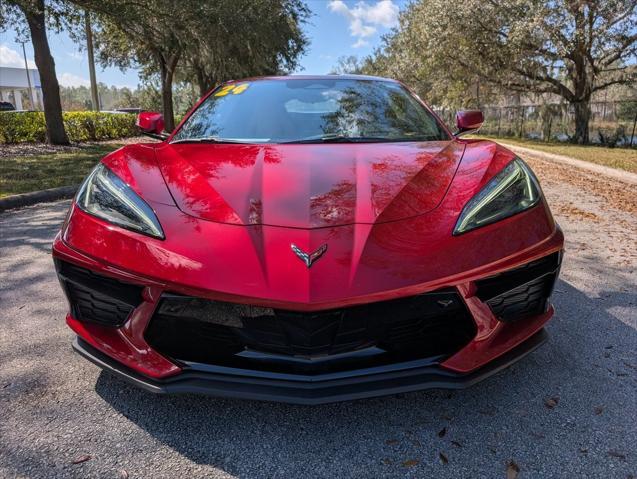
1 152 635 478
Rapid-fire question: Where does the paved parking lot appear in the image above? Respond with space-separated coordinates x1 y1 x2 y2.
1 153 635 478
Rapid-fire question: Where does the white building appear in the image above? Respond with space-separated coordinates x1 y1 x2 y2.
0 66 43 110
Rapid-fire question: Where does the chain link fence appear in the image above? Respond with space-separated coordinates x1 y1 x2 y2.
435 100 637 147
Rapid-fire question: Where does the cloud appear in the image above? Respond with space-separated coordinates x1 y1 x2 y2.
327 0 399 48
352 38 369 48
58 72 91 87
0 44 36 68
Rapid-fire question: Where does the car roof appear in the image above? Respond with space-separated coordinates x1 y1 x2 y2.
226 74 399 84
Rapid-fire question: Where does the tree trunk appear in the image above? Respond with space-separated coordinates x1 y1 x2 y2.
569 5 593 145
572 99 590 144
23 1 69 145
195 66 208 98
85 10 100 111
158 52 180 133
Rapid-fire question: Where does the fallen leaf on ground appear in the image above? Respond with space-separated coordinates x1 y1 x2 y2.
382 458 392 465
607 450 626 461
594 406 603 415
438 427 447 438
451 440 462 448
506 461 520 479
624 362 637 370
385 439 399 445
439 452 449 465
544 397 559 409
402 459 420 467
71 455 91 465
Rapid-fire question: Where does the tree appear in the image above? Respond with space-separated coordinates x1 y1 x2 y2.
74 0 309 131
2 0 71 144
329 55 365 75
179 0 310 97
71 1 184 131
368 0 637 144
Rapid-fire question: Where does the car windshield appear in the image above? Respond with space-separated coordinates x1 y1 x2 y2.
171 78 449 144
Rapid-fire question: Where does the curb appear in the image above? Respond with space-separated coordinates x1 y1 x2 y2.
500 143 637 186
0 185 78 212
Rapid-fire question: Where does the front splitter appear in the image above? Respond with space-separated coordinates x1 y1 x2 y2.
72 329 548 405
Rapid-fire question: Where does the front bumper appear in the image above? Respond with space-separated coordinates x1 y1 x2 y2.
53 213 564 403
74 329 547 405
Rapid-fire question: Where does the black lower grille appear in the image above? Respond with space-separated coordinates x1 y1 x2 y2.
475 252 562 322
145 289 477 374
55 260 144 327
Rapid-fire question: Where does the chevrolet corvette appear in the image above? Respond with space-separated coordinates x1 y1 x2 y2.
53 75 563 404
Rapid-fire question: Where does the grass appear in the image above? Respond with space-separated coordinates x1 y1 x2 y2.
474 135 637 173
0 144 123 198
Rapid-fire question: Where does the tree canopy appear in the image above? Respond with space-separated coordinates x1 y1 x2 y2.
363 0 637 143
72 0 309 131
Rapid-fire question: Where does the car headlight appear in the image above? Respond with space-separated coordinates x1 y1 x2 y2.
76 163 164 239
454 158 541 235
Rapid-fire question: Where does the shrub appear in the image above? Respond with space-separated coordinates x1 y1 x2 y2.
0 111 138 144
0 111 46 143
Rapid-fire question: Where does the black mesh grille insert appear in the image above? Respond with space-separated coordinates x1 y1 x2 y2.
475 252 562 322
55 260 144 327
145 289 477 374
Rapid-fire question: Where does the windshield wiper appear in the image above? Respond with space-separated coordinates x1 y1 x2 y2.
279 133 385 143
279 133 430 144
170 136 249 144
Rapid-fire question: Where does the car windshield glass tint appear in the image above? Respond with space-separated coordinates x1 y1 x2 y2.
171 79 449 144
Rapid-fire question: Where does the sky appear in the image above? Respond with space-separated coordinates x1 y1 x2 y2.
0 0 406 90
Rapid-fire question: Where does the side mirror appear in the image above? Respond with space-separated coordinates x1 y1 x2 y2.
136 112 168 140
455 110 484 137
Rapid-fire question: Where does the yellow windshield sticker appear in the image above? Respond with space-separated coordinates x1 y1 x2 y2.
214 83 250 97
232 83 249 95
214 85 235 97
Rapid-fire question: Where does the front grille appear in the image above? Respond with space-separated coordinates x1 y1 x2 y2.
145 289 477 374
475 252 562 322
55 260 144 327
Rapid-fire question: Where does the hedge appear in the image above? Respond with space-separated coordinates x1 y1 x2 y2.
0 111 139 144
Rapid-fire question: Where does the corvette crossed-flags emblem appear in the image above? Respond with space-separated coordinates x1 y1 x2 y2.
290 244 328 268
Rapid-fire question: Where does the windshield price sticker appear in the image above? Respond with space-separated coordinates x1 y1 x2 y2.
214 83 250 97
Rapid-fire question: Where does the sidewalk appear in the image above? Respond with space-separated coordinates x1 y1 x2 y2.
499 142 637 186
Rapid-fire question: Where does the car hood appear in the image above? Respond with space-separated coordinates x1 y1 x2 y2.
154 141 465 228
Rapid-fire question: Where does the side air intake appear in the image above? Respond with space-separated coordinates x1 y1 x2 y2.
475 252 562 322
55 260 144 327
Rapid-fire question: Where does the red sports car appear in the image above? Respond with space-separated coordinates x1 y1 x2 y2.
53 75 563 404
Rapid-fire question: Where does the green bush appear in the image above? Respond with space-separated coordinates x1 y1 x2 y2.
0 111 46 143
0 111 138 144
